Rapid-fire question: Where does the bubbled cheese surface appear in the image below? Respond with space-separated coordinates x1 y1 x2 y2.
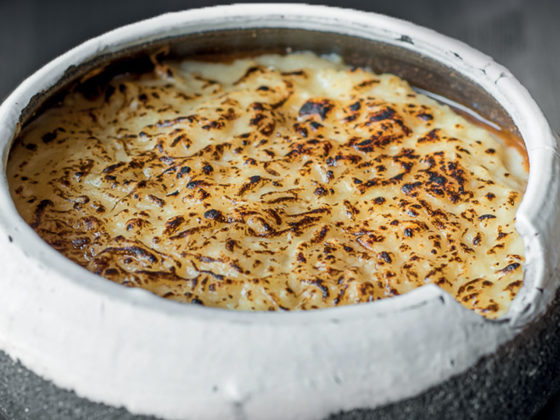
8 53 528 318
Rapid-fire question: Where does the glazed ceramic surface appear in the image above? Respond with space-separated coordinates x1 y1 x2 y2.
0 4 558 420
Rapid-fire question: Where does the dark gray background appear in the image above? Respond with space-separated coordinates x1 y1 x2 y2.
0 0 558 419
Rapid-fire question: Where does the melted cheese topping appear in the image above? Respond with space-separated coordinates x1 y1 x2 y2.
8 52 528 318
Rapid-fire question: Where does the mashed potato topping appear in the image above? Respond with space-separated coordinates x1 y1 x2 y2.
8 52 528 317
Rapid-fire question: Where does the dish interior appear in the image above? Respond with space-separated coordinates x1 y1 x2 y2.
6 28 529 319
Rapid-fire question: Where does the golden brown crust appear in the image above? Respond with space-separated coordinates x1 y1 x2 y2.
8 53 527 317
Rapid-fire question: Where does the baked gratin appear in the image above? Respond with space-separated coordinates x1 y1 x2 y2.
8 52 528 318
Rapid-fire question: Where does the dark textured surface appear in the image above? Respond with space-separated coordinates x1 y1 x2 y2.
0 0 559 419
0 350 156 420
0 351 158 420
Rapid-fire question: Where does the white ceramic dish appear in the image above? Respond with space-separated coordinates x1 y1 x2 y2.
0 4 559 420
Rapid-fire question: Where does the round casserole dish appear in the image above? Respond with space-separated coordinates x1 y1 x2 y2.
0 4 559 419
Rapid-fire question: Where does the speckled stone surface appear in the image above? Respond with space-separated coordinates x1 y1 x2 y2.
0 350 156 420
1 287 559 420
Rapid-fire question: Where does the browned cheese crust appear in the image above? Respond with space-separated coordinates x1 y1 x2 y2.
8 53 528 317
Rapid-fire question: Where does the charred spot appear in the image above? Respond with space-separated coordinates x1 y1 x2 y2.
417 112 433 121
104 268 119 276
250 114 266 126
311 279 329 300
309 121 323 131
299 99 333 120
202 164 214 175
374 197 386 204
313 226 329 243
379 251 392 263
201 120 225 131
417 129 441 143
497 231 509 240
504 280 523 293
282 70 306 76
171 134 188 147
103 162 125 173
252 102 265 112
71 237 90 248
126 218 147 231
177 166 191 178
349 101 361 112
128 160 144 170
486 148 496 154
94 204 106 213
351 138 374 153
294 123 308 138
369 106 396 122
30 199 54 228
157 116 187 128
500 263 520 274
335 153 362 164
473 233 482 246
428 171 447 185
314 186 328 196
42 130 58 144
356 79 379 88
249 175 261 183
360 179 379 189
257 85 270 91
186 180 206 189
326 157 336 167
225 239 237 252
507 192 518 206
478 214 496 221
165 216 184 234
404 228 413 237
401 182 422 195
104 246 158 264
352 177 363 185
204 209 222 220
235 66 262 84
260 122 276 136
